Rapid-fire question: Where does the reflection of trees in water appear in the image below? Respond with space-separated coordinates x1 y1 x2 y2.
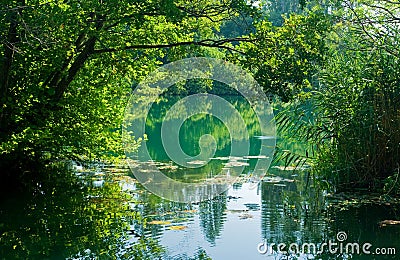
173 248 212 260
260 180 327 250
198 194 227 245
139 95 272 186
145 96 267 161
133 183 230 247
260 169 400 258
132 187 165 239
131 183 226 258
131 185 197 238
324 204 400 255
0 167 163 259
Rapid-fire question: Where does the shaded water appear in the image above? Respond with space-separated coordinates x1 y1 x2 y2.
1 96 399 259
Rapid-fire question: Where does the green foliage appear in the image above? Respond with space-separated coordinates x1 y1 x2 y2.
260 0 304 26
2 0 400 197
0 0 253 173
383 168 400 196
317 46 400 190
269 100 319 195
235 9 332 102
271 3 400 193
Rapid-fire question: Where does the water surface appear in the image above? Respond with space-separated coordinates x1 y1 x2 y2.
1 96 399 259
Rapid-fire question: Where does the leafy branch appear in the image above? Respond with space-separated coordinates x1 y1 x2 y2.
93 37 253 55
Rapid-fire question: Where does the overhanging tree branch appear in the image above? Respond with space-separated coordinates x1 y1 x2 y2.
92 37 253 55
53 36 97 102
345 1 400 58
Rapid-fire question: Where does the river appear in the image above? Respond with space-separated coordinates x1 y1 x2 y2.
1 96 399 259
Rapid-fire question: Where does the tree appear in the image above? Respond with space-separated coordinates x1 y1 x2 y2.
261 0 304 26
341 0 400 57
234 8 332 102
0 0 256 180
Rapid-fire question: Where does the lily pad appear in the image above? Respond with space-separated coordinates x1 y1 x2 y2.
148 220 171 225
379 220 400 227
169 225 187 230
223 161 249 167
272 166 297 171
210 157 230 160
244 155 269 159
187 160 206 165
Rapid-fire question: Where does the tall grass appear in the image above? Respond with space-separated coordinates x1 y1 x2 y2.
276 48 400 194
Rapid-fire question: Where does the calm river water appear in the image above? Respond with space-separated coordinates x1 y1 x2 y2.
1 96 399 259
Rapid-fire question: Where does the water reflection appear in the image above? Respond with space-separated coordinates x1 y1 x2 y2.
198 195 227 245
123 93 275 202
105 93 400 259
125 171 399 259
0 166 163 259
1 165 399 259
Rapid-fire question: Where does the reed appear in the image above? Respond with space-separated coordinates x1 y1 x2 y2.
276 47 400 194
